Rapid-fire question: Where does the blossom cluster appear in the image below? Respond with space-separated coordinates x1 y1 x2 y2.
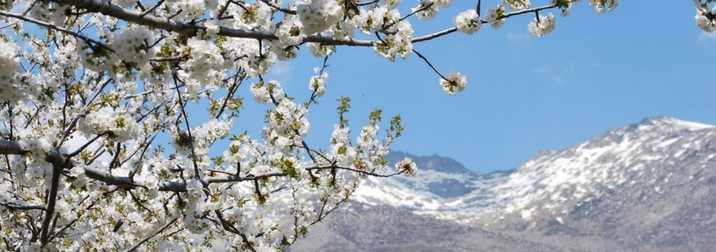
109 24 158 67
551 0 579 17
297 0 344 35
439 71 467 96
590 0 618 13
330 124 357 166
250 80 285 104
373 21 414 61
0 39 25 102
309 67 329 97
454 9 482 35
503 0 530 10
695 0 716 32
395 157 417 176
181 37 226 86
412 0 452 20
264 98 311 154
528 13 556 37
7 0 706 250
486 5 507 30
77 107 140 142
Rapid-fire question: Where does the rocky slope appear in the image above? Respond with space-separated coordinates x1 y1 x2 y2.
291 203 557 252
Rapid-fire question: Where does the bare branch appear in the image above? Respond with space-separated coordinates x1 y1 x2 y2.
123 218 178 252
412 49 447 81
0 140 26 155
0 138 405 195
172 74 201 179
259 0 296 14
0 202 46 211
412 27 458 43
47 0 375 46
0 10 114 53
40 163 62 245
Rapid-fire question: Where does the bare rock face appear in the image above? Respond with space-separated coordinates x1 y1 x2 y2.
292 203 557 252
295 117 716 251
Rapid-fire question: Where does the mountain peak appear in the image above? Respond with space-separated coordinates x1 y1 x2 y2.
318 117 716 251
385 150 474 175
633 116 713 132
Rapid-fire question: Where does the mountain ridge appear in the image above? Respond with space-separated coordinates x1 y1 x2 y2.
296 116 716 251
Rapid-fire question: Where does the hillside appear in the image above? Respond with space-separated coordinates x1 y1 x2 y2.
294 116 716 251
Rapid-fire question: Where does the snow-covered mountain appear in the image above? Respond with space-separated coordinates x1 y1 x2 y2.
297 116 716 251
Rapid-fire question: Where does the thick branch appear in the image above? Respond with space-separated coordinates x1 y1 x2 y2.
47 0 375 46
0 140 404 193
40 158 63 245
0 140 26 155
0 202 46 211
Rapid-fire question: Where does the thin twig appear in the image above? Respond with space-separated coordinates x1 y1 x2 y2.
123 218 178 252
260 0 296 14
172 74 202 179
412 49 447 80
0 10 115 53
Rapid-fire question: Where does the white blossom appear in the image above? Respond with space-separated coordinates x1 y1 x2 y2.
173 0 206 20
486 5 506 30
454 9 482 35
110 24 157 66
395 157 417 176
373 21 414 61
297 0 344 35
503 0 530 10
0 39 19 75
0 0 675 249
250 80 284 104
380 0 402 9
413 2 439 20
528 13 556 37
0 39 24 102
309 68 328 97
77 107 140 142
439 71 467 96
435 0 452 7
590 0 618 13
695 6 716 32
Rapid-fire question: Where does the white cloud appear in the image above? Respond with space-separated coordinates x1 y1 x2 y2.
506 32 532 43
553 76 565 85
269 61 291 77
532 65 551 74
586 63 598 73
265 61 293 85
698 31 716 45
561 62 576 74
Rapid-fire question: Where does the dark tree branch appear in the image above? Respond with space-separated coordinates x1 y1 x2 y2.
0 140 405 194
412 49 447 80
0 202 46 211
40 156 63 245
171 74 201 179
259 0 296 14
0 140 26 155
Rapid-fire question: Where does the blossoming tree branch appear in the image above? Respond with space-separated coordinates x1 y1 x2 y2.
0 0 713 250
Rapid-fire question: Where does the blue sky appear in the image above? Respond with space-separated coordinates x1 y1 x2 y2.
5 1 712 174
243 1 716 174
